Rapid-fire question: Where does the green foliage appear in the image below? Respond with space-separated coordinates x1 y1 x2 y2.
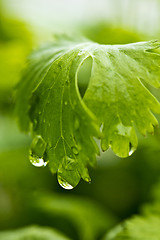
81 22 143 45
104 215 160 240
142 179 160 216
103 167 160 240
2 1 160 240
15 37 160 188
0 116 31 152
0 226 70 240
30 193 116 240
0 15 33 114
0 121 116 239
0 16 33 90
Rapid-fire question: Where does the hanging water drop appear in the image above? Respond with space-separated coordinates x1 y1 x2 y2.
129 143 135 156
57 158 81 190
57 175 74 190
29 135 47 167
129 148 134 156
30 156 48 167
63 157 76 170
64 101 68 105
84 176 91 183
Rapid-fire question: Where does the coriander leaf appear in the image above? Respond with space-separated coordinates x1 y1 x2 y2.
15 39 100 189
15 38 160 188
84 40 160 157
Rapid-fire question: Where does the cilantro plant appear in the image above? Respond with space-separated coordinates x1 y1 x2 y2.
15 36 160 189
2 0 160 239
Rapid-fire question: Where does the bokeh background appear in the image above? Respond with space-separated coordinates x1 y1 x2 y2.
1 0 160 239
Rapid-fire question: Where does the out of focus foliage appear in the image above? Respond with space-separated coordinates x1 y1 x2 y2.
104 215 160 240
103 177 160 240
81 22 143 44
0 14 33 114
0 16 33 90
0 226 70 240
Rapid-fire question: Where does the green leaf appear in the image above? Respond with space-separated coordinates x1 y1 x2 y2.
0 226 70 240
15 37 160 188
84 40 160 157
104 215 160 240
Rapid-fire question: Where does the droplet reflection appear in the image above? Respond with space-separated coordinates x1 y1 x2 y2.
129 143 135 156
58 175 74 190
30 156 48 167
29 135 47 167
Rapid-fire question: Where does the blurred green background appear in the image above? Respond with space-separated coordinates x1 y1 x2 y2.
1 0 160 239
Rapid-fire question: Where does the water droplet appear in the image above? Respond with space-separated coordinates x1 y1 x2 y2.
30 156 48 167
129 143 135 156
117 123 132 136
64 101 68 105
58 175 74 190
30 135 46 153
63 157 76 170
84 176 91 183
71 146 79 155
29 135 47 167
57 158 80 190
43 119 46 123
129 148 134 156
